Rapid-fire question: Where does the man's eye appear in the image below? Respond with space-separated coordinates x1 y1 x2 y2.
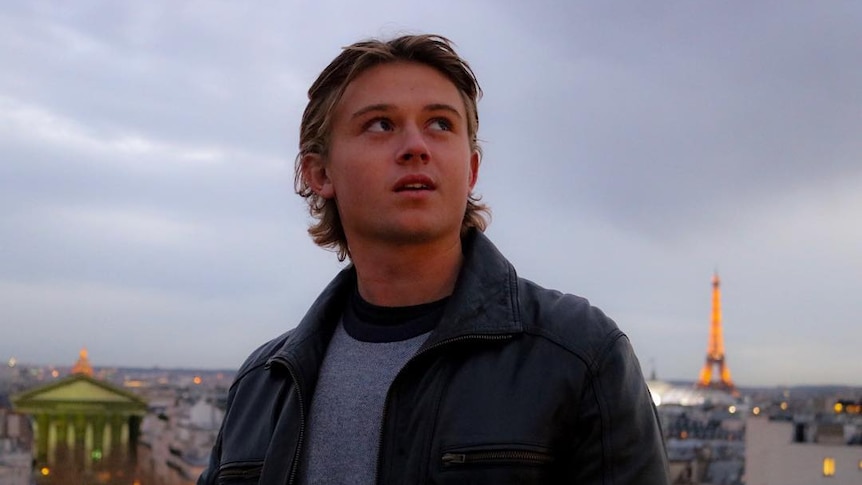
429 118 452 131
366 118 394 132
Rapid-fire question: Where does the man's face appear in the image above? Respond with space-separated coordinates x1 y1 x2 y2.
306 61 479 251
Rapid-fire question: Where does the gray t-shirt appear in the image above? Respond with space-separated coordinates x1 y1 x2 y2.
299 321 429 485
299 290 446 484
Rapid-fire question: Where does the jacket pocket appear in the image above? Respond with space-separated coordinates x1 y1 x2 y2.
217 461 263 485
436 443 555 484
442 447 554 467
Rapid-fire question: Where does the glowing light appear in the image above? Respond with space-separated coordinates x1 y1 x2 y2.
780 401 788 411
40 467 50 476
834 402 844 413
193 376 202 385
728 405 737 414
71 347 94 376
822 457 835 476
752 406 761 415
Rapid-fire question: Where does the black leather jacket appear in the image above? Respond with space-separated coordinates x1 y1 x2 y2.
198 231 670 484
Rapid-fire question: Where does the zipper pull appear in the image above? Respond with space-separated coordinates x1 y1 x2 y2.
441 453 466 465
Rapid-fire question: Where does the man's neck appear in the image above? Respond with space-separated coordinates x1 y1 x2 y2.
349 235 464 307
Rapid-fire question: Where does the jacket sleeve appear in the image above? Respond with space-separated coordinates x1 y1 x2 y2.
569 333 670 484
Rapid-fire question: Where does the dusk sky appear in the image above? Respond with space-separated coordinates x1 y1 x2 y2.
2 2 860 387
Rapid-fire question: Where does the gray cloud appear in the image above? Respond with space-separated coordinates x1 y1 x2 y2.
1 1 860 385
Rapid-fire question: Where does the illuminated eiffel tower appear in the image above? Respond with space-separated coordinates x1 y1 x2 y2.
696 272 737 395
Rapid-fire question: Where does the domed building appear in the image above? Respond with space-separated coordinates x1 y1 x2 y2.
11 349 147 484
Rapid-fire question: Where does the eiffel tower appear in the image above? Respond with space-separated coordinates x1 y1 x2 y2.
696 272 737 395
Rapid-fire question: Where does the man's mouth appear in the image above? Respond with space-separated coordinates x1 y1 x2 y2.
397 183 431 191
394 175 435 192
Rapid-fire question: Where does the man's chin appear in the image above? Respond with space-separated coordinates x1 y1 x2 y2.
369 224 460 247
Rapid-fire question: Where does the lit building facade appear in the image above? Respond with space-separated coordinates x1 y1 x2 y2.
10 351 147 484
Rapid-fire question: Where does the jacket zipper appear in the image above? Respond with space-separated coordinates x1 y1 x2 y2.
441 449 554 466
267 356 306 485
374 333 513 484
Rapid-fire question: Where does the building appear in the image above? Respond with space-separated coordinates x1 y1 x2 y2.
10 350 147 484
138 397 221 485
745 414 862 484
0 396 33 485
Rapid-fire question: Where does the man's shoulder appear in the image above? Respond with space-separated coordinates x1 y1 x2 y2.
229 265 356 386
232 330 295 384
463 231 627 363
516 277 625 363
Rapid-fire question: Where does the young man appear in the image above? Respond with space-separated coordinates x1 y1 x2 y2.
198 34 669 484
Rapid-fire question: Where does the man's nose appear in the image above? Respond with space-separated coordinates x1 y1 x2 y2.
398 125 430 163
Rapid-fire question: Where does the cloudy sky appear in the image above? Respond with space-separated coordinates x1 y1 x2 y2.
2 1 860 387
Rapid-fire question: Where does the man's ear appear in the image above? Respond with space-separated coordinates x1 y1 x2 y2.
468 151 480 190
301 153 335 199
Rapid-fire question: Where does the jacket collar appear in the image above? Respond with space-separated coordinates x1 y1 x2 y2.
269 230 523 373
425 229 523 345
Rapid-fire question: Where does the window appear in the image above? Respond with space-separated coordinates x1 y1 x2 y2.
822 457 835 477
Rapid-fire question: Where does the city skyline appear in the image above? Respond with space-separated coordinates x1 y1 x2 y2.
1 2 860 386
